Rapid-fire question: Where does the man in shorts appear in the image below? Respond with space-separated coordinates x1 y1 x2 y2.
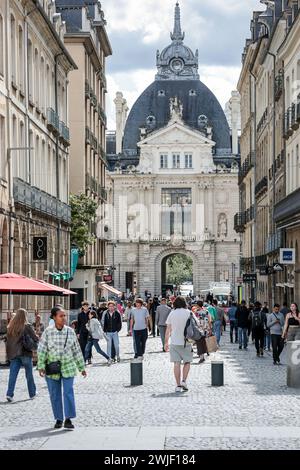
165 296 194 393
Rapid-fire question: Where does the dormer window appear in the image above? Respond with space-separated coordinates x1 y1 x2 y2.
198 114 208 128
146 115 156 129
189 90 197 96
158 90 165 97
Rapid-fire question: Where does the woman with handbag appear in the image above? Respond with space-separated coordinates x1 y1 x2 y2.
85 311 111 365
5 308 39 402
38 306 86 430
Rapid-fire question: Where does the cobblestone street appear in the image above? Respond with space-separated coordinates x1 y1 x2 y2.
1 329 300 450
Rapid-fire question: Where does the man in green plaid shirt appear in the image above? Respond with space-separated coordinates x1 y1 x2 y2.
38 307 86 429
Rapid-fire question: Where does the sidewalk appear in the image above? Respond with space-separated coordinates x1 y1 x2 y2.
1 426 300 450
1 330 300 449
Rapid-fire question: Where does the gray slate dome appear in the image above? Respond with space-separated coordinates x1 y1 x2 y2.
123 79 231 157
122 3 231 158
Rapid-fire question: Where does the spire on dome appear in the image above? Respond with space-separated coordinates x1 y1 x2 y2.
170 2 185 42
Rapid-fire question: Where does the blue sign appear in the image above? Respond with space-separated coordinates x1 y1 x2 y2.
280 249 295 265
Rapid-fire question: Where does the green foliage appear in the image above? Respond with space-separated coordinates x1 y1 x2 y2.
70 193 97 257
166 254 193 287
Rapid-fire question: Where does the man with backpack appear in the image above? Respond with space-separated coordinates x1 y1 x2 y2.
236 300 250 350
249 301 267 357
267 304 285 365
165 297 196 393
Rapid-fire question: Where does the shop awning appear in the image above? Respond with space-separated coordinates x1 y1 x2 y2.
0 273 77 296
100 283 122 296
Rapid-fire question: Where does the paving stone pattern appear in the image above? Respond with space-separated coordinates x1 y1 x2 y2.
0 328 300 449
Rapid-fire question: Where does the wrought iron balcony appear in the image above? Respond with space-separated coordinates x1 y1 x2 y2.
234 212 246 233
255 176 268 197
47 108 60 135
98 186 107 201
238 152 255 185
99 70 107 89
98 104 107 126
85 126 91 144
241 257 255 272
275 69 284 101
265 231 284 254
59 121 70 146
85 79 90 98
13 178 71 224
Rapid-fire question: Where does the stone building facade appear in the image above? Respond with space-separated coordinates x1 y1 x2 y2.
236 0 300 305
56 0 112 305
0 0 76 316
106 3 240 297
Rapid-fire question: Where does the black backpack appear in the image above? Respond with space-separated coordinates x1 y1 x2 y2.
252 310 263 329
184 312 203 345
22 330 38 352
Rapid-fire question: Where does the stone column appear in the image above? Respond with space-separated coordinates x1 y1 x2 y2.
230 91 240 156
114 92 128 155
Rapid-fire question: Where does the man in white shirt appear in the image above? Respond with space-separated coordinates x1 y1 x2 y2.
165 297 193 393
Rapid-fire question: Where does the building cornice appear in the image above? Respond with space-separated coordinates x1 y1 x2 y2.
29 0 77 71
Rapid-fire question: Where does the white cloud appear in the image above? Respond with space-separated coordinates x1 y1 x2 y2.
102 0 263 128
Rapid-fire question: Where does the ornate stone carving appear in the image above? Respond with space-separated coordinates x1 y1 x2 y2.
218 213 228 238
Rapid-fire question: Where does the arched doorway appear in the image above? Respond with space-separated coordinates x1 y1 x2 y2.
161 253 193 297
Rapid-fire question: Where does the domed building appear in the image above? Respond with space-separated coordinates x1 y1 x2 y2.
105 3 241 296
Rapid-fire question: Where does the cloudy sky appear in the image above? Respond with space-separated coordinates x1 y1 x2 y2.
101 0 263 129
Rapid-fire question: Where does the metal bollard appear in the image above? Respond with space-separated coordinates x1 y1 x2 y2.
130 360 143 386
211 361 224 387
287 341 300 388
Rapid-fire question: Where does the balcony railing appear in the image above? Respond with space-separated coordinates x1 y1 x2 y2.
13 178 71 224
284 100 300 139
255 176 268 197
99 70 107 89
238 152 255 185
85 79 90 98
98 104 107 126
275 69 284 101
265 231 284 254
59 121 70 146
241 257 255 272
257 108 268 134
47 108 60 135
90 91 97 108
234 212 246 233
99 186 107 201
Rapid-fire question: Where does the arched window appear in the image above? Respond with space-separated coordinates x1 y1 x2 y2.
198 114 208 128
146 115 156 129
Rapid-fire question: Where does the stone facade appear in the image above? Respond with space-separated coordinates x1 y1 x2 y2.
0 0 76 316
106 3 240 296
56 0 112 305
236 0 300 305
107 107 240 295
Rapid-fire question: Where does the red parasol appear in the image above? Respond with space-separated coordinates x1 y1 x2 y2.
0 273 77 296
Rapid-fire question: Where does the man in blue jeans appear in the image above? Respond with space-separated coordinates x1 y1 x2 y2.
102 301 122 363
236 300 250 350
130 298 150 359
213 299 225 346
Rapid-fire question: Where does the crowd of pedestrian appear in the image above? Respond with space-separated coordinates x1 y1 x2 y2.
2 292 300 428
